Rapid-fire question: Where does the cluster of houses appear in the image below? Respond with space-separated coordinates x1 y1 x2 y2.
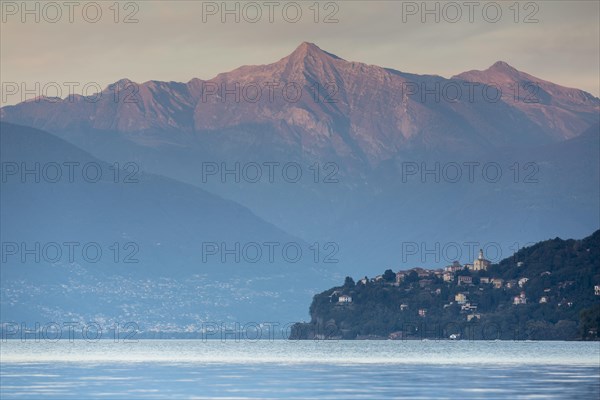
451 292 480 321
392 249 493 286
335 249 600 320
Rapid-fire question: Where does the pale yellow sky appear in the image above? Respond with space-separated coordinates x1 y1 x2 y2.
1 0 599 105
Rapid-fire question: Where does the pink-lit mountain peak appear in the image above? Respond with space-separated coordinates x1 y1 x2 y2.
277 42 344 73
453 60 527 84
488 60 519 73
207 42 342 84
288 42 342 60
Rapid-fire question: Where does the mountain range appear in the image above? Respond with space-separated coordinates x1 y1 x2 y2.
2 42 598 160
1 42 598 327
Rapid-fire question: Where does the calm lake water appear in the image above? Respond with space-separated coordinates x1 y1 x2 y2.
1 340 599 399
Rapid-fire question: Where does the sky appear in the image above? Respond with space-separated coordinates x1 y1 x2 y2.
1 0 599 106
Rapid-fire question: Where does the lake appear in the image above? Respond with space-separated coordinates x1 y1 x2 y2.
1 340 599 399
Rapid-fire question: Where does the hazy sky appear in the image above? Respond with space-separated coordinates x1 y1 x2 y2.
1 1 599 105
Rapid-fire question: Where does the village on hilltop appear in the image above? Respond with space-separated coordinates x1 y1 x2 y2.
334 249 600 325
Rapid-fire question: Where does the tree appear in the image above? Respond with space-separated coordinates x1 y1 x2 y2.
344 276 355 288
405 271 419 283
579 305 600 340
383 269 396 282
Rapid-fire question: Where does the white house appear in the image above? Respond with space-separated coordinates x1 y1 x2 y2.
458 276 472 285
518 278 529 288
445 261 462 272
455 293 468 304
395 272 406 284
338 295 352 303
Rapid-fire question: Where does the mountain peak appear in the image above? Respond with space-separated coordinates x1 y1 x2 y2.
292 42 323 55
106 78 136 92
488 60 519 74
453 61 524 82
296 41 320 52
286 42 342 62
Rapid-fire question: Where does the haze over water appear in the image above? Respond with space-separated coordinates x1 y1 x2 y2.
1 340 599 399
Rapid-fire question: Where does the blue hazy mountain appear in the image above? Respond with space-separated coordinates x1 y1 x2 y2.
1 122 338 331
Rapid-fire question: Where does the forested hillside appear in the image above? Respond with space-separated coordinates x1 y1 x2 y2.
291 231 600 340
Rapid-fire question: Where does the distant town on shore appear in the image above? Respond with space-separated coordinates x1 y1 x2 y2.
291 230 600 341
